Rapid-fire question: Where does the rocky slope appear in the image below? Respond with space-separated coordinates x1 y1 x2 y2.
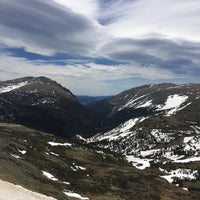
0 122 199 200
88 83 200 191
0 77 97 138
90 83 200 129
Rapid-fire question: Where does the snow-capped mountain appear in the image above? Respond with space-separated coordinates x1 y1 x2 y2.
88 83 200 187
90 83 200 128
0 76 97 138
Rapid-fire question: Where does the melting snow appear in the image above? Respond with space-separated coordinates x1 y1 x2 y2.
126 155 151 170
42 171 58 181
156 94 188 116
150 129 175 143
140 149 161 157
118 94 149 111
71 163 86 171
183 135 200 151
173 157 200 163
164 153 185 161
161 169 198 183
63 191 89 200
63 182 70 185
89 117 147 142
18 149 27 155
76 135 86 141
136 100 152 108
50 152 59 156
47 141 72 147
0 81 28 94
0 179 57 200
183 136 194 143
11 154 21 159
120 117 146 132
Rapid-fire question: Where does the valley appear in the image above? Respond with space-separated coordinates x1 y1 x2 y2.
0 77 199 199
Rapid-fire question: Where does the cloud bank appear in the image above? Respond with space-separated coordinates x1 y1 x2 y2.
0 0 199 95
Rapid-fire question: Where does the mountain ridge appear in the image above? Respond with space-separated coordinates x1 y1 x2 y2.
89 82 200 130
0 76 97 138
88 82 200 191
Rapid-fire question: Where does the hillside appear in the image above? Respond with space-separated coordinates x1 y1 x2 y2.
0 122 199 200
88 83 200 192
0 77 97 138
90 83 200 129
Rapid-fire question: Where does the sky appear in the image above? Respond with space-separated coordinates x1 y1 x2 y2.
0 0 200 95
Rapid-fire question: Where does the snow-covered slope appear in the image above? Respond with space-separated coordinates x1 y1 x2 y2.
4 122 198 200
88 116 200 188
88 83 200 188
0 81 29 94
90 83 200 127
0 179 56 200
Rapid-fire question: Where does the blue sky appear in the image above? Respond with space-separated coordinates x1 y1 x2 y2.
0 0 199 95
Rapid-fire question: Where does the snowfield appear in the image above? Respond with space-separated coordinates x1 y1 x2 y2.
0 179 57 200
156 94 188 116
71 162 86 171
47 141 72 147
173 157 200 163
160 169 198 184
126 155 151 170
89 117 147 142
136 100 152 108
118 94 149 111
42 171 58 181
63 191 89 200
0 81 28 94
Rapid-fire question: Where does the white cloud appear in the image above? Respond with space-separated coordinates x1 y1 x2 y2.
0 54 180 95
100 0 200 42
52 0 99 18
0 0 102 56
0 0 199 94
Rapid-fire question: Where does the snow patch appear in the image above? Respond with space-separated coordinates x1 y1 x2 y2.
183 136 194 143
156 94 188 116
140 149 161 157
173 157 200 163
76 135 86 142
63 181 70 185
42 171 58 181
89 117 147 142
126 155 151 170
0 81 28 94
71 163 86 171
18 149 27 155
118 94 149 111
47 141 72 147
136 100 152 108
151 129 175 143
11 154 21 159
63 191 89 200
0 179 57 200
50 152 59 156
161 169 198 183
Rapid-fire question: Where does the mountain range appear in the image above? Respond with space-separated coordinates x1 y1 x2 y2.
0 77 199 199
